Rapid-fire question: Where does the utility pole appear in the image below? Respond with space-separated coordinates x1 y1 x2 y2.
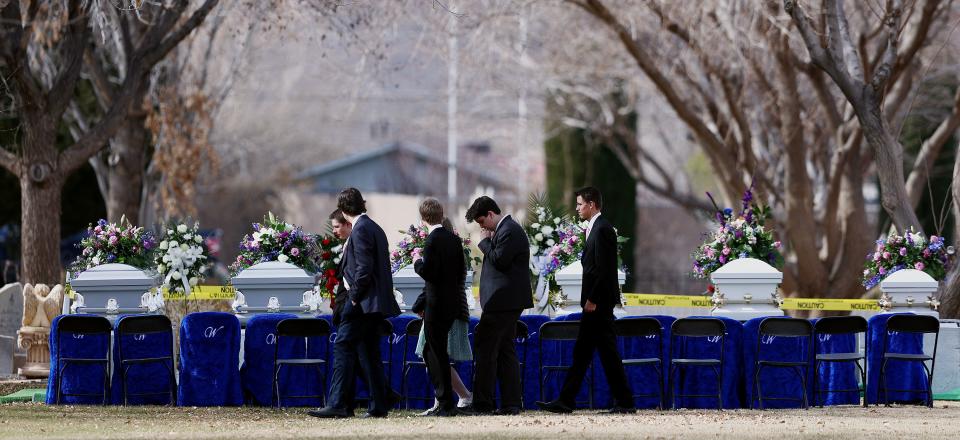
446 4 459 203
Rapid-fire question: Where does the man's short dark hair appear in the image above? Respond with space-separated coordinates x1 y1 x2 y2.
337 187 367 216
575 186 603 210
465 196 501 223
419 197 444 225
328 209 347 224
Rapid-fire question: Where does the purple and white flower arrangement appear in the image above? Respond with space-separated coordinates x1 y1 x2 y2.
861 229 954 289
692 186 782 279
72 216 157 273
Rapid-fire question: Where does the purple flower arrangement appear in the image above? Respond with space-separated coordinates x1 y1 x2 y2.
72 216 157 273
861 229 954 289
230 212 322 276
692 187 783 279
390 224 478 274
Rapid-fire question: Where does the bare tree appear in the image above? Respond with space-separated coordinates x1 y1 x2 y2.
0 0 219 284
555 0 958 300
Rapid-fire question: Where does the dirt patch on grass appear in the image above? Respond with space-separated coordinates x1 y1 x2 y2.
0 402 957 439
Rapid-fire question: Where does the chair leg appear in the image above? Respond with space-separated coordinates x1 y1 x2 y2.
857 361 867 408
273 364 281 408
102 361 110 406
401 365 409 410
656 364 664 410
799 366 809 409
670 365 678 410
812 360 820 407
55 362 66 405
714 366 722 410
755 365 764 410
880 359 889 406
122 364 129 406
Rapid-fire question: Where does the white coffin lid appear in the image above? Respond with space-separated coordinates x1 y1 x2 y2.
555 260 582 282
879 268 937 290
554 260 625 282
710 258 783 282
231 261 314 286
71 263 154 288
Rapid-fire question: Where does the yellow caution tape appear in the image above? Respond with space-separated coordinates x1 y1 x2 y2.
622 293 713 308
622 293 879 311
162 285 236 301
780 298 880 312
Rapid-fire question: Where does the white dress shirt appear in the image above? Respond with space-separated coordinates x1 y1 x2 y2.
585 211 602 240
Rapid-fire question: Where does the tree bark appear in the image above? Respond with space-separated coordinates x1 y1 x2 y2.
939 128 960 318
105 107 148 222
19 113 64 285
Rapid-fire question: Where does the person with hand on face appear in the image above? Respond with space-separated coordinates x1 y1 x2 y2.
410 200 472 417
537 187 635 414
462 196 532 416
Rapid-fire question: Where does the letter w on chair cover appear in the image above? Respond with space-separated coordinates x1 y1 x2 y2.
178 312 243 406
114 314 176 405
749 317 813 409
669 318 725 410
47 315 112 405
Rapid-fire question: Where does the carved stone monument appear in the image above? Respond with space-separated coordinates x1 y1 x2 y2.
17 283 63 378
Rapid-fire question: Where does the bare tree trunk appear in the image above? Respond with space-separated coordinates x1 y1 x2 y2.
105 107 148 222
19 115 64 285
858 98 922 231
939 128 960 318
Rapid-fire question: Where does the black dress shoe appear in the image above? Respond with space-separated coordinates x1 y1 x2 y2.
385 389 402 408
307 407 351 419
605 406 636 414
493 406 521 416
432 408 460 417
536 400 573 414
360 411 388 419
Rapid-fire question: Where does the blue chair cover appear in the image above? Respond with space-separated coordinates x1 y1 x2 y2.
866 313 930 404
742 316 812 409
241 313 329 407
111 314 175 405
618 315 675 409
671 316 742 409
46 314 111 405
810 318 861 406
177 312 243 406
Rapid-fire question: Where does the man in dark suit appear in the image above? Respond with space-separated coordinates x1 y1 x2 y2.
309 188 401 419
327 209 400 415
537 187 635 414
464 196 532 415
411 198 466 417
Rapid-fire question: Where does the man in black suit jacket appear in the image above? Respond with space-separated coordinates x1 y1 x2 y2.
327 209 400 415
465 196 533 415
537 187 634 414
411 198 466 416
310 189 401 419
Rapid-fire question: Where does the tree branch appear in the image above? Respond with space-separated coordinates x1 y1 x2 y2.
870 0 903 92
905 87 960 208
0 146 18 177
48 0 90 117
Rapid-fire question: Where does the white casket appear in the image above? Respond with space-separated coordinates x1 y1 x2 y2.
879 269 939 317
392 265 475 312
554 260 626 315
230 261 315 319
709 258 783 321
69 264 158 316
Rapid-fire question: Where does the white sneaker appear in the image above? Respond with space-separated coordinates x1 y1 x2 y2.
457 394 473 408
419 398 440 416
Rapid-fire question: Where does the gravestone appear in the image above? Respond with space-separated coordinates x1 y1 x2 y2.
0 283 23 375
